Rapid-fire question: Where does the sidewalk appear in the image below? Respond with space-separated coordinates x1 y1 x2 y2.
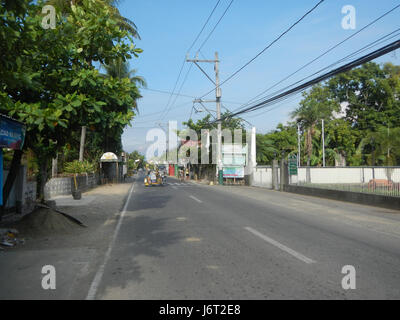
0 179 134 299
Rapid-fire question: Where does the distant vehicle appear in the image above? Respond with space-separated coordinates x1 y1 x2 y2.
144 171 163 187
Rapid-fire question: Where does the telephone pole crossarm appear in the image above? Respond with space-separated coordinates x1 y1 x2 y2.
187 52 223 183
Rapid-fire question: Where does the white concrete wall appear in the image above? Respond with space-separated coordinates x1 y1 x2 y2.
253 166 400 189
297 167 400 184
252 166 273 188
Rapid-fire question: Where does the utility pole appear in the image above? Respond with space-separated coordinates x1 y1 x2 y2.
322 119 325 167
156 122 169 166
187 52 222 183
297 124 301 167
215 52 222 182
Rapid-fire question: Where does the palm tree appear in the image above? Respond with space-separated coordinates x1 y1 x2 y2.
102 57 147 88
100 57 145 151
358 126 400 166
46 0 140 39
102 57 146 114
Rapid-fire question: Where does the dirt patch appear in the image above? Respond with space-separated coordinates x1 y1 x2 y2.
8 207 82 238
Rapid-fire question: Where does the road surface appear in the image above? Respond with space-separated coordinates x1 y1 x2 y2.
88 174 400 299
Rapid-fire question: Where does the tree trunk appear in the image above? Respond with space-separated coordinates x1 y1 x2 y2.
1 150 23 218
37 158 49 203
79 126 86 162
52 154 58 177
306 128 312 166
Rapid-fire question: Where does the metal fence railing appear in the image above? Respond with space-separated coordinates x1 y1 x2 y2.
291 167 400 198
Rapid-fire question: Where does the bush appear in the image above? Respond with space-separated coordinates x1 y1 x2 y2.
64 160 97 174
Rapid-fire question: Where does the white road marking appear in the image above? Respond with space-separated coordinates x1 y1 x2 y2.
245 227 316 264
86 182 135 300
189 195 202 203
172 186 178 190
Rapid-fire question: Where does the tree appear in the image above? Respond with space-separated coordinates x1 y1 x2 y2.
127 150 145 171
1 0 143 201
182 112 245 180
103 58 147 88
256 134 277 165
328 62 400 165
329 62 400 131
291 84 340 166
324 118 359 166
46 0 141 39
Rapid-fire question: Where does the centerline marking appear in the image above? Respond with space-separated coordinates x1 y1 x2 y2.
189 195 202 203
245 227 316 264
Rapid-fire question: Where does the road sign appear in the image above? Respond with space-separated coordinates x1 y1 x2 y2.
288 155 298 175
0 115 26 150
223 166 245 178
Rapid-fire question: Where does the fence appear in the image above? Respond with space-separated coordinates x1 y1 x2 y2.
291 167 400 198
252 165 280 190
44 173 99 199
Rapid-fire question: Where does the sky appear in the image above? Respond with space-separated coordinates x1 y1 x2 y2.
117 0 400 154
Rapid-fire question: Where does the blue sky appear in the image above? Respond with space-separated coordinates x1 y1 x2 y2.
117 0 400 154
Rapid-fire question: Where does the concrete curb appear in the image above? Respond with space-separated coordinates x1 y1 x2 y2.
284 185 400 211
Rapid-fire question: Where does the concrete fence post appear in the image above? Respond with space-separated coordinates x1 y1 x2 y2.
272 160 279 190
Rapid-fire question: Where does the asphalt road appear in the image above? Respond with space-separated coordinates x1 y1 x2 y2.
89 174 400 300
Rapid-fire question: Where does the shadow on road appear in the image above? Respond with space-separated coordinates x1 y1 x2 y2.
96 212 184 297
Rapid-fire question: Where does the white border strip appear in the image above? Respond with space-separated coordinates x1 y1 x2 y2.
245 227 316 264
86 182 135 300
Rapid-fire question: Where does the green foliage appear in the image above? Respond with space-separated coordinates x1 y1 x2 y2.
0 0 143 199
256 123 297 165
64 160 97 174
127 150 145 171
255 62 400 167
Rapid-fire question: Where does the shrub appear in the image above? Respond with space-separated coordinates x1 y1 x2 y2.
64 160 97 174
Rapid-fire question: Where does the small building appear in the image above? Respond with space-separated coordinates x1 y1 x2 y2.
100 152 126 184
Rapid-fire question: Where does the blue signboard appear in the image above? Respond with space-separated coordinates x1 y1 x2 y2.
0 116 26 150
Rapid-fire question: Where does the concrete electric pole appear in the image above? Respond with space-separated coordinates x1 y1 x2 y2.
297 124 301 167
322 119 325 167
186 52 222 182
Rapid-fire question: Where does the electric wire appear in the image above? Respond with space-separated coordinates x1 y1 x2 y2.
198 0 326 99
231 4 400 113
214 39 400 121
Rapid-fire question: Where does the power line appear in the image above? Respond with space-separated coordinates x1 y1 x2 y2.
197 0 235 51
242 28 400 113
158 0 223 121
142 87 245 105
163 63 194 120
163 1 235 121
216 39 400 121
233 3 400 112
187 0 222 53
143 88 196 99
158 58 186 120
199 0 326 99
133 100 193 122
